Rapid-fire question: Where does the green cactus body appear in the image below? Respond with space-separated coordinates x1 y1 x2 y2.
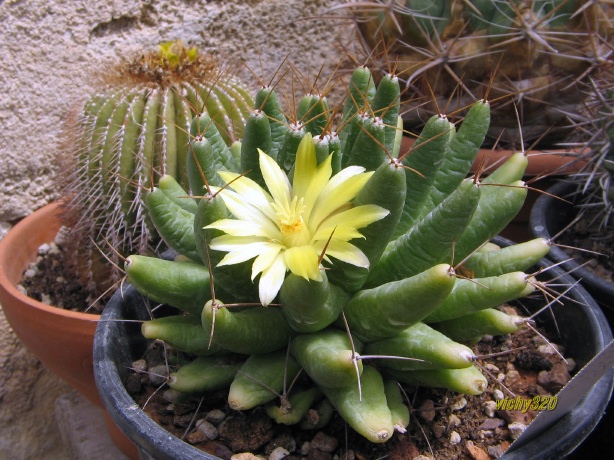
61 41 254 290
125 66 553 445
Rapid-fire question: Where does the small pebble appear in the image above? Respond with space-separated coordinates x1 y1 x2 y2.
448 414 461 427
131 359 148 373
300 442 310 456
340 450 355 460
23 268 37 278
266 433 296 454
449 431 461 445
488 444 506 458
466 440 490 460
41 293 52 305
38 243 50 255
162 389 182 403
269 447 289 460
485 363 500 373
432 424 445 438
196 420 218 440
451 397 467 411
205 409 227 425
231 454 262 460
186 430 206 445
493 389 505 401
149 364 169 386
537 363 571 393
48 243 61 255
310 431 338 453
478 418 504 430
537 343 561 355
418 399 436 422
125 373 142 394
483 400 497 418
504 370 520 386
508 422 527 439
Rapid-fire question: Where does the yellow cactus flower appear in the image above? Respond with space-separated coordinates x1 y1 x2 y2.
207 134 389 306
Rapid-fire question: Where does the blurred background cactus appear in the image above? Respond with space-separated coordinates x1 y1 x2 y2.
571 72 614 231
59 40 254 295
331 0 613 148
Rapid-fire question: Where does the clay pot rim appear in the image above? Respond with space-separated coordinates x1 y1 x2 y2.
400 136 586 177
0 200 101 321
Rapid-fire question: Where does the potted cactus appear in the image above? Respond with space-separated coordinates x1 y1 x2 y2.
94 66 612 459
531 75 614 313
0 40 254 459
59 39 254 292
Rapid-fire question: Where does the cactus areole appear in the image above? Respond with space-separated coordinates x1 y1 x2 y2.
123 66 556 445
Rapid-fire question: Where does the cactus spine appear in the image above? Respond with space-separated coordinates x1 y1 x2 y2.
125 66 552 445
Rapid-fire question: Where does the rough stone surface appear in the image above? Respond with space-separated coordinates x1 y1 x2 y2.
0 0 353 456
0 309 73 459
54 391 129 459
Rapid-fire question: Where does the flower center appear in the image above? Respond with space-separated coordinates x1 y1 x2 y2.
271 196 310 247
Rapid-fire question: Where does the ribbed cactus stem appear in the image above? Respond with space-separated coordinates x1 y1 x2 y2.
60 40 254 291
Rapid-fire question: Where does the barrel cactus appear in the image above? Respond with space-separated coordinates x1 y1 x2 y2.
332 0 613 147
124 67 553 446
60 40 254 291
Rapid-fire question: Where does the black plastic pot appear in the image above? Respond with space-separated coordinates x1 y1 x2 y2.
94 251 613 460
530 180 614 313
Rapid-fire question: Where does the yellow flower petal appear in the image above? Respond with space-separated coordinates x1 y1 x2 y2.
313 240 370 268
218 171 277 222
214 188 280 237
309 169 374 228
208 234 266 251
251 243 283 280
302 154 333 224
284 245 322 281
258 253 287 306
259 149 291 208
207 219 278 239
292 134 317 199
313 205 389 241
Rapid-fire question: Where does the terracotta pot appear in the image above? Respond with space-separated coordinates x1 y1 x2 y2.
0 201 137 459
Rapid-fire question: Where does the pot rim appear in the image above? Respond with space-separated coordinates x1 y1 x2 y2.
529 180 614 301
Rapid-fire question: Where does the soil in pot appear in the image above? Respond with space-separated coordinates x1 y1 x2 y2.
18 234 101 313
557 206 614 284
124 308 573 460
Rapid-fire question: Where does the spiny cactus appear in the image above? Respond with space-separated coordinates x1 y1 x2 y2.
572 74 614 230
60 40 254 291
124 67 553 445
332 0 613 148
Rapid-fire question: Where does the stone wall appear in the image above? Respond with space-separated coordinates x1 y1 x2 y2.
0 1 354 457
